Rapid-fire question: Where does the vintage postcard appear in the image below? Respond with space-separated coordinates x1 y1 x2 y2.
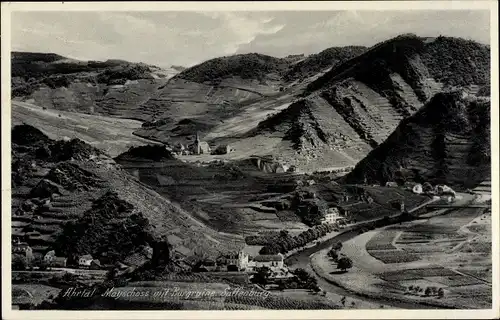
1 1 498 319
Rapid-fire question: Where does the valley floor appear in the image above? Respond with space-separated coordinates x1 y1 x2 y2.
310 196 492 309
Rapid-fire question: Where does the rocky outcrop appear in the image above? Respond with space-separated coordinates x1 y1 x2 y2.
344 91 490 189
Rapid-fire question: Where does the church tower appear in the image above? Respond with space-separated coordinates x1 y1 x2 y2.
194 132 201 155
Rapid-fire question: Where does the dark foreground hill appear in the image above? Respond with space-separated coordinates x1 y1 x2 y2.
11 125 241 265
344 91 491 189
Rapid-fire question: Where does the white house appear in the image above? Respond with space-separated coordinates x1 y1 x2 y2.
386 181 398 187
412 184 423 194
78 254 93 268
322 207 342 224
252 254 284 271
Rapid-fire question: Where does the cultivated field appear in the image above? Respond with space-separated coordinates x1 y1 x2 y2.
311 201 492 309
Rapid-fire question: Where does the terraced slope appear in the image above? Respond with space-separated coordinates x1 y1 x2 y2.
344 91 491 189
12 52 179 116
11 125 241 262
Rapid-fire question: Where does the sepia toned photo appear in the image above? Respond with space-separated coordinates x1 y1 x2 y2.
1 1 498 319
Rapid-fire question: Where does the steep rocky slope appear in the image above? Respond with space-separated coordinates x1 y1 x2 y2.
344 91 491 189
242 34 490 170
11 125 241 263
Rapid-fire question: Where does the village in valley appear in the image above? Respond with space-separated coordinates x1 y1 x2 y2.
7 7 493 313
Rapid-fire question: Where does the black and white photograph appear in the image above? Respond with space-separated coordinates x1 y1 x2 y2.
1 1 498 318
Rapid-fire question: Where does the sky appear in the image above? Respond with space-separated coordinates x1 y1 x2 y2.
11 10 490 68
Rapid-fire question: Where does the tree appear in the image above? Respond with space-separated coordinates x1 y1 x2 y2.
337 257 353 272
333 241 343 251
328 249 339 261
279 230 289 238
259 245 280 255
424 287 432 296
253 266 271 285
437 288 445 298
12 254 27 271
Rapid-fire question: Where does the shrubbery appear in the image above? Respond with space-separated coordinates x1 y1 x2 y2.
53 191 152 264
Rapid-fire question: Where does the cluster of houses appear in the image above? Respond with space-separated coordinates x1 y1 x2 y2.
12 240 103 270
397 182 457 199
197 250 285 273
171 133 233 156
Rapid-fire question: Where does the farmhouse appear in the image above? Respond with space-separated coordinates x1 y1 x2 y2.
78 254 93 268
321 207 343 223
412 184 423 194
172 143 186 154
435 185 456 197
252 254 284 270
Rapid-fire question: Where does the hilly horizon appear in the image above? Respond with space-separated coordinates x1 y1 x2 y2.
11 34 490 175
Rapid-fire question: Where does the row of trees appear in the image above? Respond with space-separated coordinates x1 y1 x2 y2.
259 223 338 255
406 285 445 298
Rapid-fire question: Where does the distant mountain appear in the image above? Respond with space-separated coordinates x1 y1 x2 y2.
11 52 180 117
131 48 369 146
175 53 290 85
344 91 491 189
